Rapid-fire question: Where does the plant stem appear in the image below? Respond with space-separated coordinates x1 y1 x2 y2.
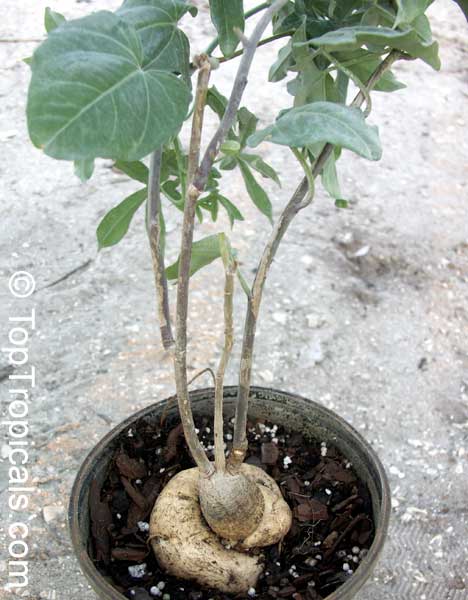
291 148 315 195
147 149 174 350
194 0 290 193
230 177 309 464
204 2 272 56
173 56 213 476
216 31 295 64
214 240 236 472
173 136 187 199
230 50 404 465
320 48 372 117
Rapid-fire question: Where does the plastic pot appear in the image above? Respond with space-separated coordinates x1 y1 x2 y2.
69 386 391 600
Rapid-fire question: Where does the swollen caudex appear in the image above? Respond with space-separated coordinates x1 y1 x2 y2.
149 464 292 594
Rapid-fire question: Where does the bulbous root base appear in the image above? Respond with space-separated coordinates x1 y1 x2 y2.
149 464 292 594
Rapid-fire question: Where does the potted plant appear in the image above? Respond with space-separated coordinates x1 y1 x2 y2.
25 1 467 598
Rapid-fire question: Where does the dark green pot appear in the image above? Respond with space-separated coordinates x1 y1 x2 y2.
69 386 391 600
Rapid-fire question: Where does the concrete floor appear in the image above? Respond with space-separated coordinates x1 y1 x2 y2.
1 0 467 598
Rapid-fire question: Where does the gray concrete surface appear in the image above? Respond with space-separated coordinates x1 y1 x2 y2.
1 0 467 598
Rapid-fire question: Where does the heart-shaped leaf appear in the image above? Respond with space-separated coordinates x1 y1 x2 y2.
116 0 194 81
27 11 191 162
248 101 382 161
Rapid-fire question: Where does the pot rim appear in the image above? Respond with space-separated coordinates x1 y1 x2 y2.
69 385 391 600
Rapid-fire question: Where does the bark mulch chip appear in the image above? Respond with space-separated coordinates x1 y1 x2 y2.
89 416 375 599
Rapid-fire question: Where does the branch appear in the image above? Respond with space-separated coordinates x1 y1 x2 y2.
215 31 295 64
230 178 309 465
173 56 213 475
214 239 236 472
311 51 403 181
204 2 272 56
147 149 174 350
230 50 404 465
160 367 216 427
193 0 290 192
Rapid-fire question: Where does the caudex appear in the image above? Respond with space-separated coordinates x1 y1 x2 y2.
26 0 465 594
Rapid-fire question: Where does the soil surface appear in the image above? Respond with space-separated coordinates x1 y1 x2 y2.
0 1 467 599
93 416 375 600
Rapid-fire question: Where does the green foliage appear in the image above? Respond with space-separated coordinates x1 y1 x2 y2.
321 152 341 200
97 189 147 249
26 0 452 268
335 51 406 93
116 0 195 83
44 7 65 32
248 102 382 161
27 11 191 162
206 85 228 118
74 159 95 182
394 0 433 27
217 195 245 227
335 198 349 209
166 234 224 280
240 154 281 186
238 159 273 223
308 26 440 70
209 0 245 58
114 160 149 185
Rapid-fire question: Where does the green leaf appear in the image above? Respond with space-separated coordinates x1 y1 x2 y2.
335 51 406 93
308 25 440 70
166 234 223 280
237 107 258 147
27 11 191 162
240 153 281 186
44 7 66 33
114 160 149 184
206 85 228 118
74 159 95 182
198 194 219 221
160 148 180 181
219 156 238 170
394 0 432 27
335 198 349 209
248 102 382 161
116 0 193 81
238 159 273 223
269 40 294 83
97 188 147 249
220 140 241 155
209 0 245 58
217 194 244 227
453 0 468 20
321 153 341 199
162 180 183 207
291 24 328 107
